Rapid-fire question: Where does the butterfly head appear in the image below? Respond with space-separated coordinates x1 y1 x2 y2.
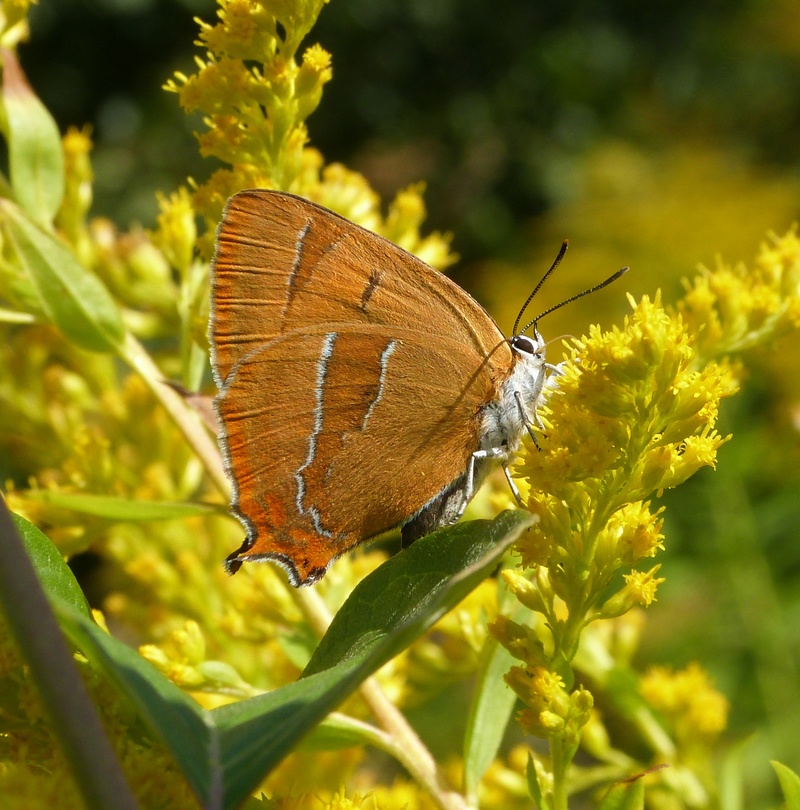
510 329 545 359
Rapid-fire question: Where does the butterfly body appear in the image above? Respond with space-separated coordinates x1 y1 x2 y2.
211 190 549 585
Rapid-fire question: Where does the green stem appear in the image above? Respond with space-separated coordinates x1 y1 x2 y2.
119 332 229 497
291 586 469 810
0 500 138 810
550 737 570 810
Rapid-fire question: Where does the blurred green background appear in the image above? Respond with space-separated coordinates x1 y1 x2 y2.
20 0 800 804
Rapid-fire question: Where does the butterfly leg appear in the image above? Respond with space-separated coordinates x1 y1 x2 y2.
462 446 509 518
463 449 525 514
503 465 525 507
514 390 542 449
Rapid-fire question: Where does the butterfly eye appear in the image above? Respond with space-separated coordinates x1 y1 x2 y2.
511 335 537 355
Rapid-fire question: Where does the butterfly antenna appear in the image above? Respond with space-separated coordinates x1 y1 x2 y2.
511 239 569 337
517 265 629 337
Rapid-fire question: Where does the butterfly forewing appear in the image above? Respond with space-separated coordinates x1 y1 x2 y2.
212 191 508 381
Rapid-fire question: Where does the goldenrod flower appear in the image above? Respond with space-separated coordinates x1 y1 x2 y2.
165 0 457 271
491 231 799 791
509 664 593 741
152 188 197 275
164 0 334 254
641 663 729 742
679 228 800 363
56 126 94 256
0 0 36 45
513 292 738 621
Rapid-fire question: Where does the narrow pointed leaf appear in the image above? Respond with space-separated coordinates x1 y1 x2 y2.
16 511 215 805
0 505 137 810
463 590 534 799
0 200 125 351
12 513 91 617
212 511 534 809
2 49 65 224
54 601 216 806
719 735 752 810
526 753 545 809
773 761 800 810
462 634 518 799
23 490 218 521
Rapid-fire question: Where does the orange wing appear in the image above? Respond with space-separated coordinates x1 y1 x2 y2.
211 190 508 382
217 323 503 585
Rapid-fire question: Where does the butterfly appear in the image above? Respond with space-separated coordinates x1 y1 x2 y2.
210 190 626 585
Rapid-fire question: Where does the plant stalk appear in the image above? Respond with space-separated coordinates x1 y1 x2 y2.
120 332 229 496
293 586 469 810
0 500 138 810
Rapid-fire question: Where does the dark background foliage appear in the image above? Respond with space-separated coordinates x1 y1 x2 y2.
26 0 800 258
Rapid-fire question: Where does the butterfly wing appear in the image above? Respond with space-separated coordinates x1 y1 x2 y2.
212 189 518 584
217 322 508 585
211 190 507 382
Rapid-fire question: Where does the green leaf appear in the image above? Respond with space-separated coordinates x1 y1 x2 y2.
298 713 385 752
12 513 91 617
597 777 646 810
1 496 137 809
526 753 545 809
305 511 534 676
15 509 213 804
23 490 219 521
463 576 533 801
213 511 533 809
0 199 126 351
35 512 530 809
773 761 800 810
462 632 518 801
54 599 215 805
1 49 65 225
719 735 753 810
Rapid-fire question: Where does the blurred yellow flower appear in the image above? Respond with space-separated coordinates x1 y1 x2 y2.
641 663 729 741
679 227 800 363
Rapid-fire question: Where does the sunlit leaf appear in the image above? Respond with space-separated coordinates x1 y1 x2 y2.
773 761 800 810
214 511 533 809
1 49 65 225
24 490 219 522
12 512 91 617
0 200 125 351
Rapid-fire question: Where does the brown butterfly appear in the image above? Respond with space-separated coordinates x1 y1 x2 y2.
210 190 625 585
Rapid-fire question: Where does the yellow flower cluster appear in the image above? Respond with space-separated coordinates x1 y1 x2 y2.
164 0 333 252
489 232 800 776
56 126 94 260
165 0 456 269
680 227 800 364
153 188 197 276
0 611 197 808
491 615 592 741
513 293 737 623
139 620 260 703
640 663 729 742
0 0 36 47
506 663 593 741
